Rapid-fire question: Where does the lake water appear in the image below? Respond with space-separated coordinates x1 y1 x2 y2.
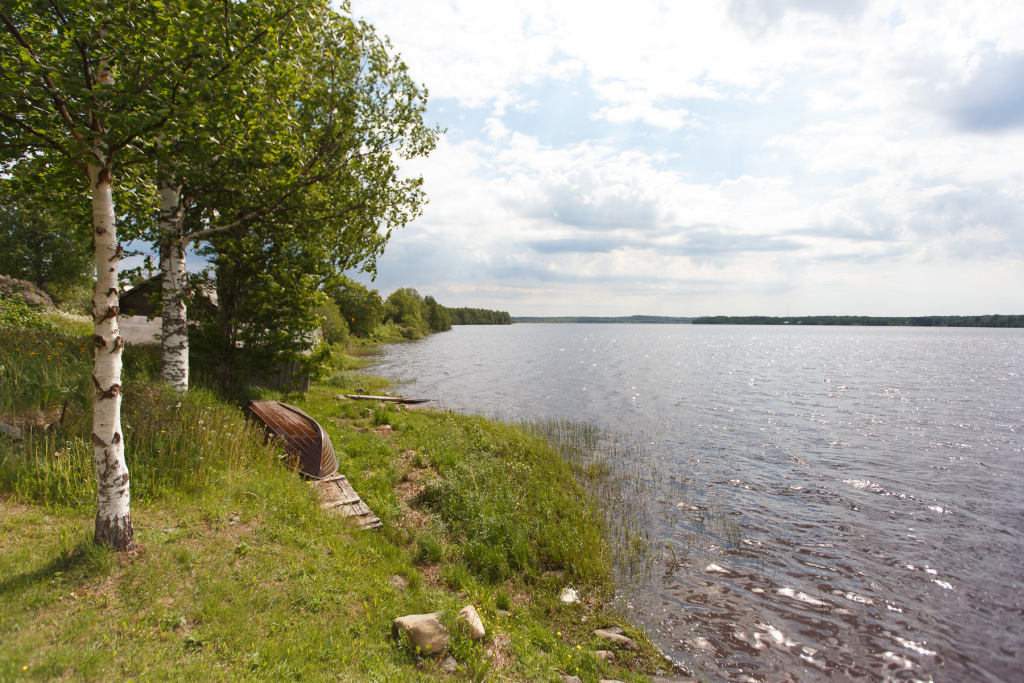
370 324 1024 682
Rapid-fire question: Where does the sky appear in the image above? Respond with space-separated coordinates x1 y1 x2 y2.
348 0 1024 317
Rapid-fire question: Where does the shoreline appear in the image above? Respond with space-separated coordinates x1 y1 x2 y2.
0 320 686 681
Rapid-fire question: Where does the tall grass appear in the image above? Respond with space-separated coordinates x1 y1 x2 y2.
0 325 283 507
0 326 93 424
524 418 658 584
380 409 613 589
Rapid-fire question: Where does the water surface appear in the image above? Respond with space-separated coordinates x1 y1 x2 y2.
371 324 1024 682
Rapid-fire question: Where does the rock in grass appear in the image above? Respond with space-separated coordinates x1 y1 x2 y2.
594 628 639 650
593 649 615 662
392 613 450 655
560 675 583 683
457 605 486 640
560 587 578 603
440 655 458 674
0 422 22 441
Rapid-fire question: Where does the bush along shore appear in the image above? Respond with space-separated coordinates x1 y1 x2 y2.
0 309 682 681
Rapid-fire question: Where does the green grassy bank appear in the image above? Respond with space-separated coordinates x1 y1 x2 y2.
0 316 672 682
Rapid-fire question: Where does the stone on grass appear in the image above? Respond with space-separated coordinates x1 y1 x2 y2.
559 587 578 603
559 675 583 683
392 613 450 656
440 655 458 674
593 628 639 651
457 605 486 640
593 649 615 662
0 422 22 441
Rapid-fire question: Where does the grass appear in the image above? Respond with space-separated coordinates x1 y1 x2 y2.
0 316 673 682
523 419 658 585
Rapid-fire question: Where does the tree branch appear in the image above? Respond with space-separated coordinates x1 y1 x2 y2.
0 10 83 144
0 111 83 171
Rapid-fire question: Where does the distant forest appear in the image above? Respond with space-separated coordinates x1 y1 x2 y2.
692 315 1024 328
513 315 693 324
448 307 512 325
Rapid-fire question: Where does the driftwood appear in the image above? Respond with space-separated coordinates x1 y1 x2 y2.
337 394 431 405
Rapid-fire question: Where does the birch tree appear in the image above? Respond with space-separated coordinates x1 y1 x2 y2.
148 5 436 391
0 0 287 550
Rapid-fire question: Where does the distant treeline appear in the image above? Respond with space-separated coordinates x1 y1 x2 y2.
447 307 512 325
327 282 511 339
692 315 1024 328
513 315 693 324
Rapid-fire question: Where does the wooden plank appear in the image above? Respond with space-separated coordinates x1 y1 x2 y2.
311 474 382 530
337 394 431 405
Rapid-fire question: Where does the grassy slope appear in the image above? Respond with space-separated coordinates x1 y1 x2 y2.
0 319 670 682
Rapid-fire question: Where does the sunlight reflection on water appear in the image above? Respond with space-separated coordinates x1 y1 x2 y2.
371 324 1024 682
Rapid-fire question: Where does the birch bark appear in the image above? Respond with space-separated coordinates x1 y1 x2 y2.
89 161 134 550
158 180 189 391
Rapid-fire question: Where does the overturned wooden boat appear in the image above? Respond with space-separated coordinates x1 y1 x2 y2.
337 394 431 405
311 473 382 530
246 400 338 479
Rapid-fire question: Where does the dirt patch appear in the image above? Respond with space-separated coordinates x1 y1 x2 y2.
222 515 261 542
1 405 66 437
395 471 426 507
373 424 396 439
0 494 30 520
394 460 442 537
418 563 443 588
488 632 515 672
395 449 417 468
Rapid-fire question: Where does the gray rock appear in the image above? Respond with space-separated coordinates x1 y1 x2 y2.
593 628 638 651
392 613 450 656
593 649 615 662
559 675 583 683
0 422 22 441
440 655 458 674
457 605 486 640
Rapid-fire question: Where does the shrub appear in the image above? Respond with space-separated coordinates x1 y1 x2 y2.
0 274 54 309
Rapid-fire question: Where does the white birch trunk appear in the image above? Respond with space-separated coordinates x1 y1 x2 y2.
158 180 189 391
89 161 134 550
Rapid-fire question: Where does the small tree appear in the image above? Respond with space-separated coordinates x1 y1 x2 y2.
333 278 385 338
189 228 331 393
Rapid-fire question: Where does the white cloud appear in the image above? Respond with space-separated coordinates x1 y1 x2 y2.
353 0 1024 315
